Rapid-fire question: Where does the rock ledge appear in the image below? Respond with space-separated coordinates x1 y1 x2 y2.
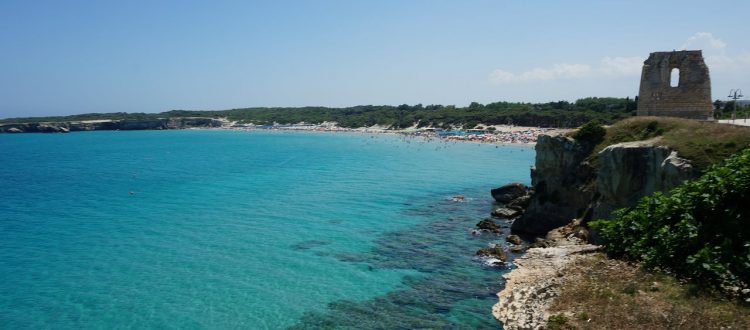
492 224 599 330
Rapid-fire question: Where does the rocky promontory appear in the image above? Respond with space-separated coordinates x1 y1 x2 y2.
0 117 227 133
509 134 696 237
494 129 700 328
492 222 599 330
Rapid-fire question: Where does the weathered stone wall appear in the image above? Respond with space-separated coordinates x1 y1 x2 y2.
637 50 712 120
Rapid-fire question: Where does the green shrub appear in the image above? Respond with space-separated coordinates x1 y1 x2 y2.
573 120 606 145
547 314 570 329
591 148 750 298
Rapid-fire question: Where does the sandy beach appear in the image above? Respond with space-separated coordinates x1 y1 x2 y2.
222 122 571 145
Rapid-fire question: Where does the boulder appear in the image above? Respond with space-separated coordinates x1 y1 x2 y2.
491 207 521 219
506 234 523 245
475 246 507 262
491 183 528 203
506 194 532 209
476 219 502 233
509 245 526 253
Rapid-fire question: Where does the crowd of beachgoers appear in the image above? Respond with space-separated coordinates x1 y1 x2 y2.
225 122 567 145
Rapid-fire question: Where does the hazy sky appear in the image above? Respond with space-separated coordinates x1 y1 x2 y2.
1 0 749 118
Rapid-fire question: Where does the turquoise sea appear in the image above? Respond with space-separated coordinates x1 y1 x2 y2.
0 130 534 329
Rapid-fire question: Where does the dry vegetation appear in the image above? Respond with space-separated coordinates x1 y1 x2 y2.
593 117 750 170
547 253 750 330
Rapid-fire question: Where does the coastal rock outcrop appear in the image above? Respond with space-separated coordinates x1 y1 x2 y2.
0 117 226 133
491 183 528 203
493 224 600 329
494 134 699 328
511 135 595 236
491 207 521 219
510 134 696 237
507 235 523 246
476 245 508 266
476 219 503 233
592 140 695 219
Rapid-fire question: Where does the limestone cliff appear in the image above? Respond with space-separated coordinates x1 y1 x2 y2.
510 135 595 236
497 136 698 328
592 140 694 219
0 117 226 133
511 135 696 237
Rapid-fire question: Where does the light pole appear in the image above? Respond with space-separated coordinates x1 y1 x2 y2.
728 89 744 123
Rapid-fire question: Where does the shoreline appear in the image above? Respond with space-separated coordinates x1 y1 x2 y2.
0 117 572 145
492 223 600 329
215 123 570 146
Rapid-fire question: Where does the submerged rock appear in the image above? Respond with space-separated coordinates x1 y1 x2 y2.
509 245 526 253
475 245 508 262
476 218 502 233
491 183 528 203
506 235 523 245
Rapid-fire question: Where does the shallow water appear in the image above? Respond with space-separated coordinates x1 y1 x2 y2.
0 130 534 329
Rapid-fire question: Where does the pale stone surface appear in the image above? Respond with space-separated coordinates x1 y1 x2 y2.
493 226 600 330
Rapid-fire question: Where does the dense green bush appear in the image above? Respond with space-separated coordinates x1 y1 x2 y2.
592 148 750 297
572 120 606 145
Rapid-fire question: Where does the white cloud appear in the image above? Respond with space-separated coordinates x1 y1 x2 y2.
489 57 641 84
489 32 750 85
599 56 643 76
488 69 515 84
680 32 726 52
489 63 592 84
678 32 750 73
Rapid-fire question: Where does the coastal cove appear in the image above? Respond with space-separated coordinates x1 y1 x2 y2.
0 130 534 328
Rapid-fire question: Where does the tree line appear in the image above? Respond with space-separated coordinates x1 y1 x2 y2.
1 97 637 129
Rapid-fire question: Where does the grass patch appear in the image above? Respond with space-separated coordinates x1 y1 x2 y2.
589 117 750 170
547 313 572 330
549 254 750 330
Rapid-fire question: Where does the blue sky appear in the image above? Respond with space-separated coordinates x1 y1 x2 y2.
1 0 749 118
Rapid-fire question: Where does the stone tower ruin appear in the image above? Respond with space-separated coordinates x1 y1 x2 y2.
637 50 712 120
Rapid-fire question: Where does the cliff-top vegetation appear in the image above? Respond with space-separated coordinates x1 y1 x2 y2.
585 117 750 171
592 148 750 300
547 253 750 329
549 120 750 328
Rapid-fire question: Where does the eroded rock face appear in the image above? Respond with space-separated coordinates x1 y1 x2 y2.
510 135 696 237
511 135 596 236
593 140 695 219
491 183 528 203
